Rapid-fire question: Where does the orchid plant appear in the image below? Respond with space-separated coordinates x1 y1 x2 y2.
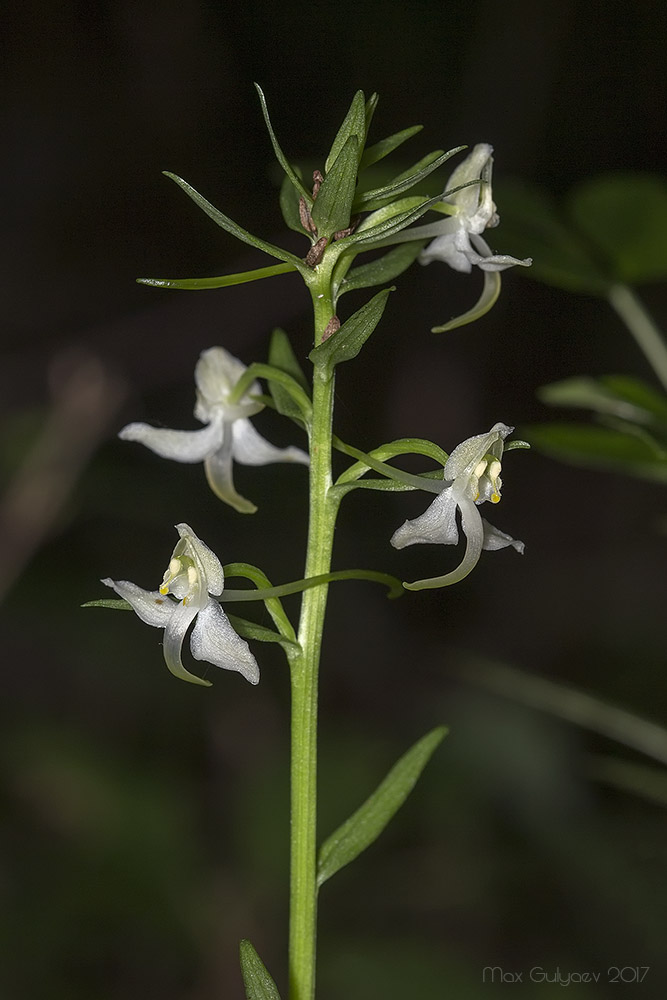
88 88 531 1000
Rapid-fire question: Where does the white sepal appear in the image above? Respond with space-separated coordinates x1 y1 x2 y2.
232 418 310 467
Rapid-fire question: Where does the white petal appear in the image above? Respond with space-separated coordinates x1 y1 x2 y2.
190 599 260 684
431 268 501 333
119 411 225 463
468 233 532 272
482 519 525 553
403 498 485 590
174 523 225 597
194 347 263 422
204 435 257 514
391 488 459 549
232 418 310 467
102 578 176 627
163 600 210 686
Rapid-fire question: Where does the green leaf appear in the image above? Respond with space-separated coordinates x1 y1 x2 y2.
325 90 366 173
163 172 304 268
239 940 282 1000
268 329 311 420
495 179 610 294
317 726 447 887
347 195 438 248
137 262 296 290
309 288 393 368
355 147 464 212
337 241 426 297
567 173 667 285
364 92 379 138
523 422 667 482
82 598 132 610
223 563 297 643
335 437 449 485
228 362 312 423
279 172 309 236
224 568 404 602
227 614 300 654
539 375 667 427
359 125 423 171
312 135 359 239
254 84 312 204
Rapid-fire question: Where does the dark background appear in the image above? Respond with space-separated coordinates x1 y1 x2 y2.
2 2 667 998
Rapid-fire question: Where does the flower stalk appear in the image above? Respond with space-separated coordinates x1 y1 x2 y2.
288 269 338 1000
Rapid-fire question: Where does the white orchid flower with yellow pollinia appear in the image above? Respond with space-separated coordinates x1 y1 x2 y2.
391 422 524 589
103 522 259 687
391 144 532 331
420 143 532 274
120 346 309 513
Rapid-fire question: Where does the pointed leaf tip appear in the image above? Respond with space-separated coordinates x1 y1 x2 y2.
317 725 447 887
239 940 282 1000
310 287 394 369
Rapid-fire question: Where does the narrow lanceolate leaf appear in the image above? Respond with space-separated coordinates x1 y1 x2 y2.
239 940 282 1000
268 329 310 421
227 614 300 654
317 726 447 887
335 436 449 485
364 92 379 138
311 135 359 240
82 598 132 610
359 125 423 171
279 172 310 235
338 241 426 297
137 262 296 290
325 90 366 172
348 195 438 248
163 172 304 268
355 146 465 212
223 562 297 643
309 288 393 368
254 83 312 204
228 362 312 422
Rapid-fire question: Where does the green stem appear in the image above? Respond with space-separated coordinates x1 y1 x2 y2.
288 272 337 1000
608 283 667 393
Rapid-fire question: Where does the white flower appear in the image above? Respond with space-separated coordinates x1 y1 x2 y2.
119 346 309 513
391 422 524 589
102 522 259 687
419 144 532 274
